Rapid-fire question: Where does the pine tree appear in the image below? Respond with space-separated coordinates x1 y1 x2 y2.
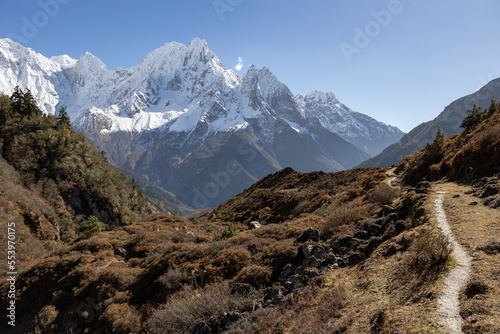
425 125 445 155
10 86 24 114
487 97 498 117
23 89 42 116
0 94 12 124
461 104 486 131
57 107 73 131
9 87 42 116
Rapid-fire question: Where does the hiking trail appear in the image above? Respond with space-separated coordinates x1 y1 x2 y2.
435 190 472 334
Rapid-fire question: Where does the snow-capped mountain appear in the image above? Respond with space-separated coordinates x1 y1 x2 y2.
0 37 404 208
297 91 404 155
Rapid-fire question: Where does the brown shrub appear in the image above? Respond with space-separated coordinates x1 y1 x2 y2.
477 240 500 255
248 282 349 334
321 201 370 238
146 283 253 334
234 265 272 287
464 280 489 298
29 305 59 333
261 240 297 279
208 247 252 279
156 267 192 290
100 303 141 334
367 183 400 205
408 228 451 274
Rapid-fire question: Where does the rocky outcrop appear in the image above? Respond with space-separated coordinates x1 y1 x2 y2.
269 190 427 306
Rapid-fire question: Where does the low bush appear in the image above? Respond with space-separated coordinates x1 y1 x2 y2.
321 201 370 238
464 280 489 298
209 247 252 279
146 283 253 334
79 215 105 239
100 303 141 334
156 267 192 290
234 265 271 287
477 240 500 255
214 223 238 241
408 228 451 274
368 183 400 205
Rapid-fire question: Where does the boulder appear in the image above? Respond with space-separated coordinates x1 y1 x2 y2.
303 256 320 268
330 236 355 254
353 230 369 240
294 227 320 243
278 264 296 283
299 244 314 259
311 245 328 259
416 181 432 193
347 251 364 265
377 205 395 217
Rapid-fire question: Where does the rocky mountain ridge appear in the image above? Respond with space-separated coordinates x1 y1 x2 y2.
0 37 404 207
360 77 500 167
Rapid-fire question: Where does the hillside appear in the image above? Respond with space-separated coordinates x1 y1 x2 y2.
1 93 499 333
400 99 500 185
360 77 500 168
0 90 151 276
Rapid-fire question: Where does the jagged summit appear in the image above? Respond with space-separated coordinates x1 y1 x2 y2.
77 52 108 73
0 38 404 207
0 37 402 149
50 55 77 69
297 90 404 155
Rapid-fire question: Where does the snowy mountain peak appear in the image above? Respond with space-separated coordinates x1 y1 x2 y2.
50 55 77 69
76 52 107 73
243 65 290 100
0 38 17 50
303 91 339 104
187 37 209 54
0 38 403 157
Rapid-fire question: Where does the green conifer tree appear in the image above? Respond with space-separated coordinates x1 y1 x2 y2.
57 107 73 131
10 86 24 114
22 89 42 116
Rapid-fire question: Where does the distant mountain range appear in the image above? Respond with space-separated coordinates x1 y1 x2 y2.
0 38 404 208
360 78 500 168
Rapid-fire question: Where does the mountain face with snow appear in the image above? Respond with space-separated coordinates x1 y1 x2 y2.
0 37 404 208
297 91 403 155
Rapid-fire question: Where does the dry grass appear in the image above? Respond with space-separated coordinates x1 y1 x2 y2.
368 183 401 205
320 201 371 238
146 283 253 334
234 265 272 287
439 183 500 333
227 189 454 334
403 107 500 185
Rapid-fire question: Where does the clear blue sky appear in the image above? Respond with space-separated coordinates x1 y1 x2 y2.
1 0 499 132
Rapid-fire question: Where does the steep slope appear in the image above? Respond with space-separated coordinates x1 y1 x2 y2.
0 91 151 280
0 38 403 208
401 99 500 184
360 78 500 167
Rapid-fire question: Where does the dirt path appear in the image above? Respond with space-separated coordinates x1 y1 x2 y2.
435 190 472 334
385 167 398 189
